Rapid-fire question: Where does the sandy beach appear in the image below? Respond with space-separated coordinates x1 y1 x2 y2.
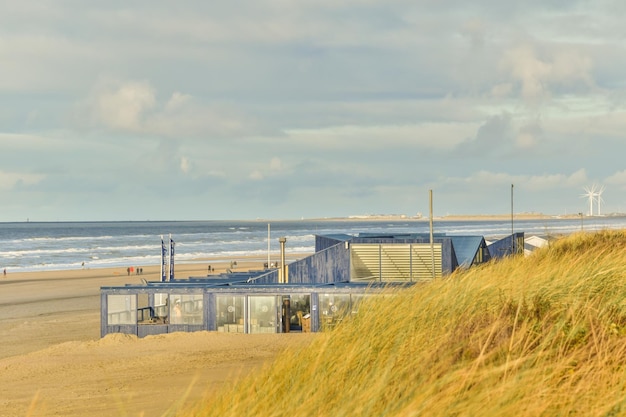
0 258 316 417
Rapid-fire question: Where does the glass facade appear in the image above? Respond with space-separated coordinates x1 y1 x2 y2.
249 295 278 333
216 295 245 333
103 289 381 336
319 293 350 330
169 294 203 325
153 293 169 323
107 294 137 325
350 294 369 314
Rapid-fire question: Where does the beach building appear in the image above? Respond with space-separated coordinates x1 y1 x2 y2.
101 232 523 337
524 235 549 256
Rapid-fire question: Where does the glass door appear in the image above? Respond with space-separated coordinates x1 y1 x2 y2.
248 295 279 333
216 295 245 333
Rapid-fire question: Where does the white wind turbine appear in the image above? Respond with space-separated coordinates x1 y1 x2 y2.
596 185 606 216
581 185 599 216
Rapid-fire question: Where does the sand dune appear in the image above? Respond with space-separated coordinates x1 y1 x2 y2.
0 260 315 417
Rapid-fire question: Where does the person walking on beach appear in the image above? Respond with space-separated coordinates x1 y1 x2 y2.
3 268 5 277
127 267 130 276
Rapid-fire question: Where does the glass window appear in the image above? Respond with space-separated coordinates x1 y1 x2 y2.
350 294 371 314
170 294 203 325
153 293 169 323
249 296 278 334
216 295 245 333
137 293 151 323
319 293 350 331
107 294 137 325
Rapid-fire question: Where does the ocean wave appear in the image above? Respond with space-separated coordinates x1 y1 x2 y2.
2 218 624 272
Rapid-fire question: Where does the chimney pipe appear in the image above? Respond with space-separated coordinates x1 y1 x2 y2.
279 237 287 283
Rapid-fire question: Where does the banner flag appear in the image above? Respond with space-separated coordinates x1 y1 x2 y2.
169 236 175 281
161 236 167 282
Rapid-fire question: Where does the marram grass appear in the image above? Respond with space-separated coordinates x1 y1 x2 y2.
181 230 626 417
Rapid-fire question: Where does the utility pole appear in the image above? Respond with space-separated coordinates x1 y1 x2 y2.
429 190 435 279
511 184 514 236
267 223 271 269
511 184 515 254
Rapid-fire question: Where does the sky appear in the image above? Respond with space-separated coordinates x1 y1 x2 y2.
1 1 626 221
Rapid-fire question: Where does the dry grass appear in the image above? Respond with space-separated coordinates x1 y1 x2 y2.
180 230 626 417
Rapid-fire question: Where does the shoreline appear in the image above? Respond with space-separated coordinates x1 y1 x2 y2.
1 252 308 276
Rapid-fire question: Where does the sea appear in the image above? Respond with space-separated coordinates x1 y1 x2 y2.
1 217 625 273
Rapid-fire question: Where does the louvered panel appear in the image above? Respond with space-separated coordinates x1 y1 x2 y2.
350 243 443 282
411 244 442 280
380 244 411 281
350 244 381 281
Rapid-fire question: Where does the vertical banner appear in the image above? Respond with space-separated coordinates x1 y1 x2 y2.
169 235 175 281
160 235 167 282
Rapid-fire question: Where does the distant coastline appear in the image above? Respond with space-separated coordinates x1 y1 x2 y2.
307 213 626 222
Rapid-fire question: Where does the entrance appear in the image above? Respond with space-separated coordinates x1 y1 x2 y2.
281 294 311 333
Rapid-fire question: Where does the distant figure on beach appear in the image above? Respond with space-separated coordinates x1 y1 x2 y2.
3 268 5 276
81 262 85 269
127 267 130 276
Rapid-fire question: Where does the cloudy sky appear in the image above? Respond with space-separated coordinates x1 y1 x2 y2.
1 1 625 221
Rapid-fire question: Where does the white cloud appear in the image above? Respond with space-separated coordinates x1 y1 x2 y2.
80 80 262 139
286 123 475 151
165 92 192 111
249 170 263 180
605 170 626 188
88 80 156 131
491 83 513 98
180 156 191 174
515 120 542 149
0 170 45 190
445 169 588 191
499 43 594 102
270 157 283 171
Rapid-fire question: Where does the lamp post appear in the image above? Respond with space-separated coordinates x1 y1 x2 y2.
429 189 435 279
579 212 583 231
511 184 515 254
511 184 514 236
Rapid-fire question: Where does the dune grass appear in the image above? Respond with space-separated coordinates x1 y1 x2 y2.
181 230 626 417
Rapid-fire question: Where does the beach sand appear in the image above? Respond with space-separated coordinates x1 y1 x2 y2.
0 257 316 417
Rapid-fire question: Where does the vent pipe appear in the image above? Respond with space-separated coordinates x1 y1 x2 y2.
279 237 287 283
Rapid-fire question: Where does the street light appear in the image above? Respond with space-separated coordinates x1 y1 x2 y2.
579 212 583 231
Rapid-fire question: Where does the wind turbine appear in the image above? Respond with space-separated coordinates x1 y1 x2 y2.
581 185 599 216
596 185 606 216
